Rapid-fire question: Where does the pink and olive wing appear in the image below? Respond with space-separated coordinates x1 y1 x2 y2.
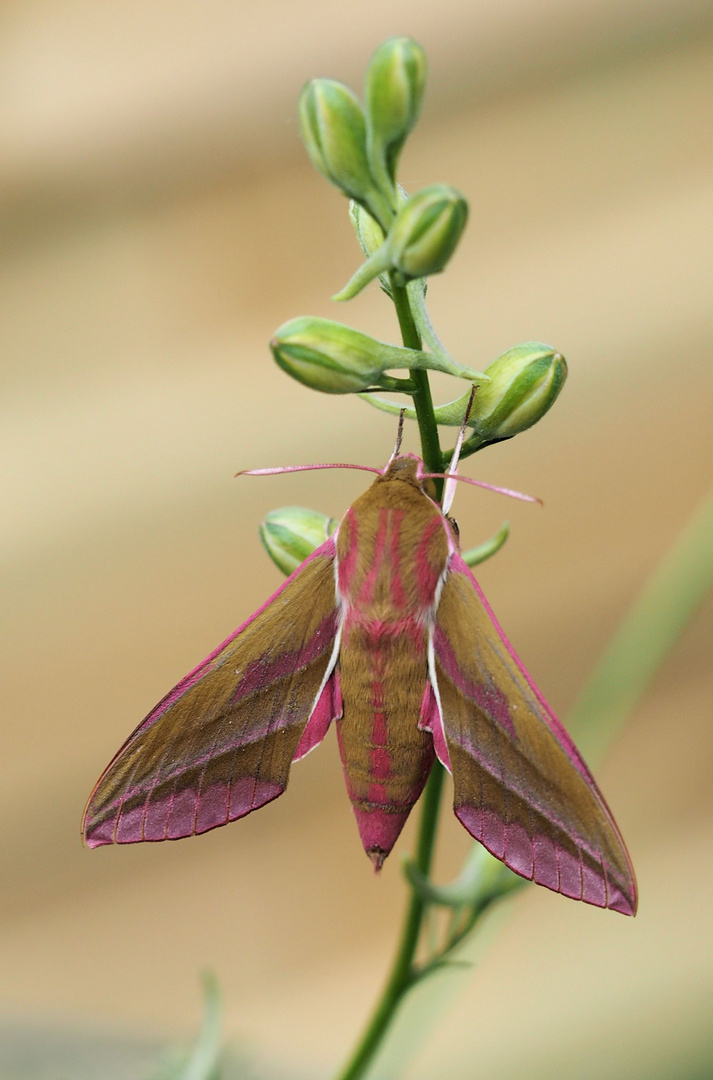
83 540 340 847
431 552 637 915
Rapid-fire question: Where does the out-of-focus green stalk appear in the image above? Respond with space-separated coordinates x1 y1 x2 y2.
569 484 713 762
152 973 223 1080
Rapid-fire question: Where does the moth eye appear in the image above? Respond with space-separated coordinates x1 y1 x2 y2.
447 515 460 539
422 478 437 501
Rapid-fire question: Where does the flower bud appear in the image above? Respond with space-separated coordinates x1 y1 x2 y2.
272 316 396 393
364 37 427 193
473 342 567 442
347 200 392 299
388 184 468 284
271 316 486 394
349 200 386 260
298 79 392 226
260 507 338 576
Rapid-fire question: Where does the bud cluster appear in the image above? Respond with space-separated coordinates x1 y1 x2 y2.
298 38 468 298
299 37 427 228
267 36 568 497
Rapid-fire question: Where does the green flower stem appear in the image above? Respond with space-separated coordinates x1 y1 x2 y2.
335 764 445 1080
389 276 443 493
373 374 417 393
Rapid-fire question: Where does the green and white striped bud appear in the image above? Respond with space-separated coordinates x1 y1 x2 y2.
335 184 467 300
349 200 392 298
260 507 338 576
365 37 427 195
298 79 392 226
271 315 486 394
362 342 567 446
389 184 467 283
349 200 386 261
473 342 567 442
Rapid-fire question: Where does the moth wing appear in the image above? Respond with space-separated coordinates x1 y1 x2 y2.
431 551 637 915
83 539 340 847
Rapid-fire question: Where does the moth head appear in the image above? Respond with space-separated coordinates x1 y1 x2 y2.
383 454 438 501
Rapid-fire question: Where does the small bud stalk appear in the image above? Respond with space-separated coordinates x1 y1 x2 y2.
271 316 487 394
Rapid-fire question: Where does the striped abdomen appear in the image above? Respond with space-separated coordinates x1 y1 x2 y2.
335 466 449 863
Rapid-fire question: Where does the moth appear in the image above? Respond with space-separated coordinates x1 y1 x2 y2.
83 436 637 916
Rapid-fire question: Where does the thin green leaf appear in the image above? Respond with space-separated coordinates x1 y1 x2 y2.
403 845 513 909
461 522 510 567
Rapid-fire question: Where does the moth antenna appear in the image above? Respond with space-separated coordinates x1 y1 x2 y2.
421 472 541 505
237 463 382 479
443 384 477 514
387 409 406 465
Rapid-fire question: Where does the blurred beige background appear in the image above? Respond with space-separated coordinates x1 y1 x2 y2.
2 2 713 1077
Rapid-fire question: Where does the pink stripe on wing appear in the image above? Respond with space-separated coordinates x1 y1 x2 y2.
143 787 174 841
228 776 282 819
557 845 584 901
231 611 338 703
433 624 515 738
337 510 359 595
503 819 535 878
532 833 559 891
195 781 231 834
